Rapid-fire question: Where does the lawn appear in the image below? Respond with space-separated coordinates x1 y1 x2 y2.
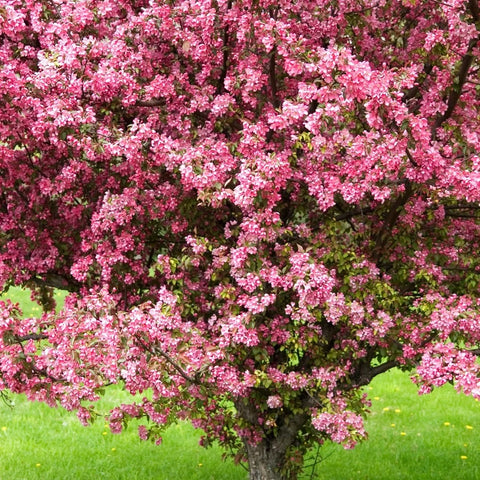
317 369 480 480
0 288 479 479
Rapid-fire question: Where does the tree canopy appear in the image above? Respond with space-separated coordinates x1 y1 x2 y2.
1 0 480 478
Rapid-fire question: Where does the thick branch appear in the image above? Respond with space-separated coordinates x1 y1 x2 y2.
442 265 480 272
2 332 48 345
402 62 433 103
444 204 480 210
30 274 80 292
431 36 479 137
445 212 480 218
307 98 319 115
353 359 399 387
271 412 309 459
135 98 166 108
16 333 48 342
215 0 232 96
371 151 418 262
469 0 479 22
334 206 373 221
373 180 413 258
237 397 308 465
405 147 418 167
269 46 280 109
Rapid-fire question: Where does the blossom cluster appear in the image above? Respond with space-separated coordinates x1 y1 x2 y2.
1 0 480 476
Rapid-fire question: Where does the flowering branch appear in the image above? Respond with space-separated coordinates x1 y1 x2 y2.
135 335 200 385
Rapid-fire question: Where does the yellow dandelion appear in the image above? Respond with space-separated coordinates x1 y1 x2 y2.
391 423 395 427
35 464 41 467
444 422 451 426
461 456 467 460
466 425 474 430
102 431 108 436
400 432 407 436
373 396 380 400
395 409 401 413
1 426 7 432
383 407 390 412
198 463 203 467
111 448 116 452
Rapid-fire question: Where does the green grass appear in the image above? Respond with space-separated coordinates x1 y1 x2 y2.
1 288 480 479
0 388 247 480
0 287 45 317
316 370 480 480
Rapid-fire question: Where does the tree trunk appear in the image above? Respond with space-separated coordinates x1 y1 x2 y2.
245 440 287 480
236 399 308 480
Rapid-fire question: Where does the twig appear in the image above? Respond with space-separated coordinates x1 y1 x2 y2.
135 335 199 384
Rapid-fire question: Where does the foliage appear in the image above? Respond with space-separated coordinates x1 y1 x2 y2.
1 0 480 478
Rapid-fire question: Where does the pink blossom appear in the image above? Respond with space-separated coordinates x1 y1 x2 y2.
267 395 283 409
138 425 149 441
312 411 366 448
1 0 480 475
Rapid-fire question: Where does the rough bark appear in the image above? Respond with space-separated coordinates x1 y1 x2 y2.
237 399 308 480
245 440 288 480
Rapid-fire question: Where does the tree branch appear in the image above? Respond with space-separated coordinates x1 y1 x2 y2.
269 46 280 109
30 274 80 292
469 0 479 22
2 331 48 345
402 62 433 103
215 0 232 96
135 335 200 384
152 346 198 383
135 98 166 108
334 206 373 221
16 333 48 342
445 212 480 218
431 36 479 138
271 412 309 459
353 359 399 387
444 204 480 210
373 180 413 259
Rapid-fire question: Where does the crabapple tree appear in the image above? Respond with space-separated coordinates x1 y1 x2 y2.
1 0 480 478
